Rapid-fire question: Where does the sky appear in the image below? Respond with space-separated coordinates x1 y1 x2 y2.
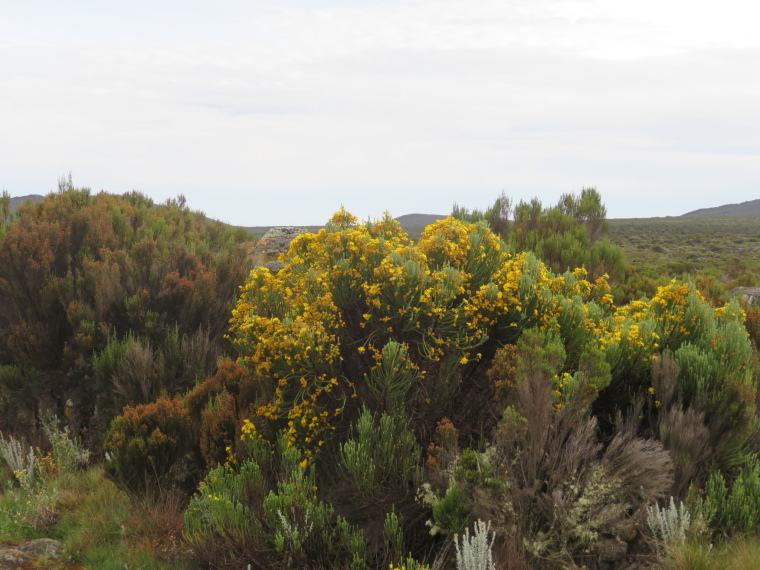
1 0 758 226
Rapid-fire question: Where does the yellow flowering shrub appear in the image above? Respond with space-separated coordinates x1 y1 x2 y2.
215 208 758 567
592 279 756 432
229 212 581 457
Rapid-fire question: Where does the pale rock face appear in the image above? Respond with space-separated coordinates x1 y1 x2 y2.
0 538 62 568
729 287 760 305
250 226 308 272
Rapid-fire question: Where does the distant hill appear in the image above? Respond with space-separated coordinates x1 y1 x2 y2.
10 194 45 212
394 213 447 226
682 199 760 217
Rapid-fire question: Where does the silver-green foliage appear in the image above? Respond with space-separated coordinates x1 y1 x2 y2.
646 496 691 549
0 432 35 488
39 412 90 472
455 519 496 570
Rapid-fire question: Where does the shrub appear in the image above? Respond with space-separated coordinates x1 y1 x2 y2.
430 486 471 536
0 431 35 489
481 327 674 564
455 520 496 570
701 454 760 537
339 408 420 503
455 188 625 284
39 411 90 474
104 397 194 493
212 207 756 566
647 496 692 551
199 390 237 469
0 186 250 441
0 415 91 534
185 431 369 569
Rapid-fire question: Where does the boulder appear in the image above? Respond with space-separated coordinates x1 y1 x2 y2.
594 537 628 563
728 286 760 305
250 226 308 272
0 538 62 569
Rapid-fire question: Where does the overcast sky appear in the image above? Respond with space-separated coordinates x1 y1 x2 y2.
2 0 758 226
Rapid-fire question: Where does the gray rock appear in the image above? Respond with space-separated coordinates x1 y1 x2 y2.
263 260 286 273
250 226 308 270
728 287 760 305
0 546 31 569
0 539 62 569
19 538 62 556
595 537 628 562
261 226 307 240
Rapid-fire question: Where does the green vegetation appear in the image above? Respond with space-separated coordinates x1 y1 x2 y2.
0 414 194 568
453 188 626 290
2 183 760 568
608 216 760 290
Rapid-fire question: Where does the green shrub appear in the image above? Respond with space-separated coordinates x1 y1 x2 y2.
39 411 90 474
701 454 760 537
340 408 420 503
186 431 369 569
195 207 758 566
430 486 471 536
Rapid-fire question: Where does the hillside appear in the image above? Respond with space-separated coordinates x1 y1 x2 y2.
9 194 44 211
394 213 447 226
607 215 760 289
682 198 760 217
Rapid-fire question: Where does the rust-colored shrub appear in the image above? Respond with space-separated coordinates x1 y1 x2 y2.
425 417 459 472
199 390 237 469
487 344 518 408
104 396 194 492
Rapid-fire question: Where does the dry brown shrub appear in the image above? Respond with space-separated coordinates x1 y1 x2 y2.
130 489 191 563
652 352 679 410
112 339 163 406
657 405 712 496
480 331 674 566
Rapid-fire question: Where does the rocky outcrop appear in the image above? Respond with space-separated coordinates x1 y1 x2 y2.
250 226 308 273
0 538 62 569
728 286 760 305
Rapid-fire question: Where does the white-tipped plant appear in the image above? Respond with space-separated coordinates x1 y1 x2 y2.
455 519 496 570
647 496 691 550
0 431 35 489
39 412 90 472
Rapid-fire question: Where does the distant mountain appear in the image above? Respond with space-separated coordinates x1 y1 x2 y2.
394 213 447 226
682 199 760 217
10 194 45 212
